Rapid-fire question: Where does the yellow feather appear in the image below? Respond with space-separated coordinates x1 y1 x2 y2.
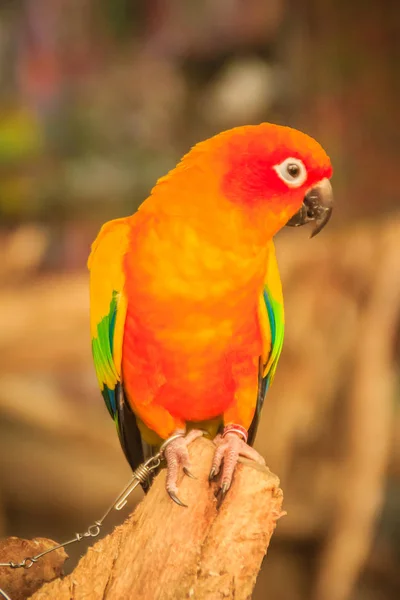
88 217 131 385
258 241 284 375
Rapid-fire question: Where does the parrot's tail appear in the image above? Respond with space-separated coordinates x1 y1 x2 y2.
116 385 158 492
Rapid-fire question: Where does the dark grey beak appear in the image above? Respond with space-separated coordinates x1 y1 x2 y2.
286 178 333 237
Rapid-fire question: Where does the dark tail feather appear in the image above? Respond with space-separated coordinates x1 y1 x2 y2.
116 384 158 492
247 357 268 447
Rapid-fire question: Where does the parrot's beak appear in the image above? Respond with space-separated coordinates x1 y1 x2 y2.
285 178 333 237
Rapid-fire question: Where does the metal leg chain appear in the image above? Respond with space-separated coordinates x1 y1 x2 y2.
0 452 162 598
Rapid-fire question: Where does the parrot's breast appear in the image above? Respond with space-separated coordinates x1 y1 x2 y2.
121 211 267 426
122 303 261 422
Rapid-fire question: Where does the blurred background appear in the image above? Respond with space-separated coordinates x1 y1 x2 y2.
0 1 399 599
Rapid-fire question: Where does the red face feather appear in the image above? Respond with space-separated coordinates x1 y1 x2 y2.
220 124 332 210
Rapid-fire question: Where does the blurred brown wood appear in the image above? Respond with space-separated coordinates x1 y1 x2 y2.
312 223 400 600
29 438 284 600
0 537 67 600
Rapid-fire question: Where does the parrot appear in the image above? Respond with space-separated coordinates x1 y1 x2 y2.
88 123 333 506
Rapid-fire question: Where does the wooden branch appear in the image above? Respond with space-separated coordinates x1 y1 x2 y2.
30 438 284 600
0 537 67 600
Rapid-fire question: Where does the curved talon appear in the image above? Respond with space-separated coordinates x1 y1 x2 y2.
183 466 197 479
168 490 188 508
216 483 230 508
208 467 217 481
221 482 230 495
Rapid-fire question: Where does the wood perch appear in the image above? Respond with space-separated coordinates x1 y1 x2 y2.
28 438 284 600
0 537 67 600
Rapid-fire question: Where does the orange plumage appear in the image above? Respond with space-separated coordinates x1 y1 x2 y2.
89 123 332 467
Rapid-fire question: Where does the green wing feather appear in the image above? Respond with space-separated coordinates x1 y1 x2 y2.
91 290 119 419
88 217 150 480
248 242 285 445
262 287 285 388
88 218 131 427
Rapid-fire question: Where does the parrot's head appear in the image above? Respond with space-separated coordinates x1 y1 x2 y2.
218 123 333 238
149 123 333 245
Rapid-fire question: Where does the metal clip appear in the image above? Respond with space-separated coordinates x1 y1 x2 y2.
0 452 164 600
114 453 162 510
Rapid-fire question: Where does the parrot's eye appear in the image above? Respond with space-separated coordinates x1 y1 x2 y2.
287 164 300 177
273 157 307 188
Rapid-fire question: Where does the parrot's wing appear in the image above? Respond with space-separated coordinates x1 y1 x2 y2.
248 241 285 445
88 218 147 477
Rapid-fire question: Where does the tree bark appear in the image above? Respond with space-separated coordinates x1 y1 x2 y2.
0 537 67 600
29 437 284 600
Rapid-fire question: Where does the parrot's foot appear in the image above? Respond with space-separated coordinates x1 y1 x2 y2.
209 425 265 504
160 429 204 507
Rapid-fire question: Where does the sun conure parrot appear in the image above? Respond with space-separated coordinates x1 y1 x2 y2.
88 123 333 505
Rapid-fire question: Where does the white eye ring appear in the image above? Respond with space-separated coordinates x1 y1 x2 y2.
273 157 307 188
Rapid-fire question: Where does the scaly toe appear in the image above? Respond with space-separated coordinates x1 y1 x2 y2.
211 429 265 502
161 429 204 506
